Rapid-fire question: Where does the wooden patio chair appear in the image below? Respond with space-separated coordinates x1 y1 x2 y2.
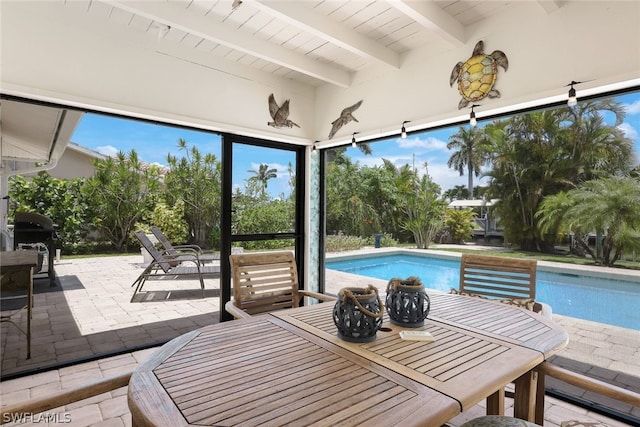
456 253 551 317
150 226 219 265
131 231 220 302
455 253 550 415
225 251 335 319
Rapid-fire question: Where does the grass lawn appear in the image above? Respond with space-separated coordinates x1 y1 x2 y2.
430 246 640 271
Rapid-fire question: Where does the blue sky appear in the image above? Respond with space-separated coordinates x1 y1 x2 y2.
347 91 640 192
71 115 295 197
72 92 640 195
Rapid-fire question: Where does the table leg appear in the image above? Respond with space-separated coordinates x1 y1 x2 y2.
27 265 33 359
534 368 546 425
486 388 505 415
48 247 56 286
514 370 537 421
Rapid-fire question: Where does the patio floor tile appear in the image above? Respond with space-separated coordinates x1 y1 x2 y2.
1 249 638 426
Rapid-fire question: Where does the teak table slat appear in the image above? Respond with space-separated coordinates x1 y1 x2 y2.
128 292 568 426
273 292 568 418
128 316 459 427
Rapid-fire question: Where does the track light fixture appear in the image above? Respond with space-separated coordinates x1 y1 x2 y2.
567 80 580 107
469 105 479 126
351 132 359 148
312 142 318 155
401 121 410 139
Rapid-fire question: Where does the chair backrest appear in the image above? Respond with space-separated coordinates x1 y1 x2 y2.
134 231 176 273
229 251 301 316
459 253 537 300
149 226 177 256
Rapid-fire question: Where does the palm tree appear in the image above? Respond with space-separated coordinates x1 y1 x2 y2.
485 100 635 253
443 185 470 201
562 99 635 179
247 163 277 192
447 126 488 199
537 176 640 266
325 142 372 164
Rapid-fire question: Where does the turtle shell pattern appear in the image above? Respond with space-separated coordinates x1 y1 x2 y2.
458 54 498 102
450 40 508 110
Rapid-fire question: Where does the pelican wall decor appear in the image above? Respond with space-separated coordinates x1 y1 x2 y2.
267 94 300 129
328 100 363 139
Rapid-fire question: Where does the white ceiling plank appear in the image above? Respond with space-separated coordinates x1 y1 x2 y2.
250 0 401 69
388 0 465 47
104 0 352 87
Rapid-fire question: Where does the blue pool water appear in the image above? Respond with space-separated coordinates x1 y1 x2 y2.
326 253 640 330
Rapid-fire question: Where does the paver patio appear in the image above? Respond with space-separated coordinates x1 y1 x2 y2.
1 248 638 426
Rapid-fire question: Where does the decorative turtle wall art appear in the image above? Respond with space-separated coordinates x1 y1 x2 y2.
450 40 509 110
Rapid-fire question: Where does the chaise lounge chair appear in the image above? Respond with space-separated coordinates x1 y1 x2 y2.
150 226 219 265
131 231 220 302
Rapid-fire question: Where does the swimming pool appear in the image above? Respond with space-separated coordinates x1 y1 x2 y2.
326 252 640 330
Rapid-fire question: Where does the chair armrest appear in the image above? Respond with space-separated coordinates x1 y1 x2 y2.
172 244 205 254
224 300 251 319
163 251 202 265
299 290 337 303
163 248 199 257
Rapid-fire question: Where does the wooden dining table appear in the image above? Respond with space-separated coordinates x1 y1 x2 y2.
128 292 568 427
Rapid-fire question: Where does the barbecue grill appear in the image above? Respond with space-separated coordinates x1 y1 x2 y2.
13 212 58 286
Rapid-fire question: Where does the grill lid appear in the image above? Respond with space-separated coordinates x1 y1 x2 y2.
14 212 54 231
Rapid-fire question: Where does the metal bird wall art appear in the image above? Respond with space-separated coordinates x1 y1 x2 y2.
267 94 300 129
328 100 363 139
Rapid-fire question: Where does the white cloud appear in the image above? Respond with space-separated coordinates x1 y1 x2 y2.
352 153 487 193
149 161 169 170
427 163 489 192
397 135 448 152
618 122 638 140
95 145 119 157
357 155 413 168
624 99 640 115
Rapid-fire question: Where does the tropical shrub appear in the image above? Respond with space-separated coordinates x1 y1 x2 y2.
537 176 640 266
443 208 477 244
365 233 399 248
325 234 368 252
164 139 221 249
84 150 161 251
9 172 91 249
485 100 635 252
150 199 189 244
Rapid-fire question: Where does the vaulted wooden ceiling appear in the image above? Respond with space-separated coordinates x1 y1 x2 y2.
1 1 639 157
95 0 520 88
